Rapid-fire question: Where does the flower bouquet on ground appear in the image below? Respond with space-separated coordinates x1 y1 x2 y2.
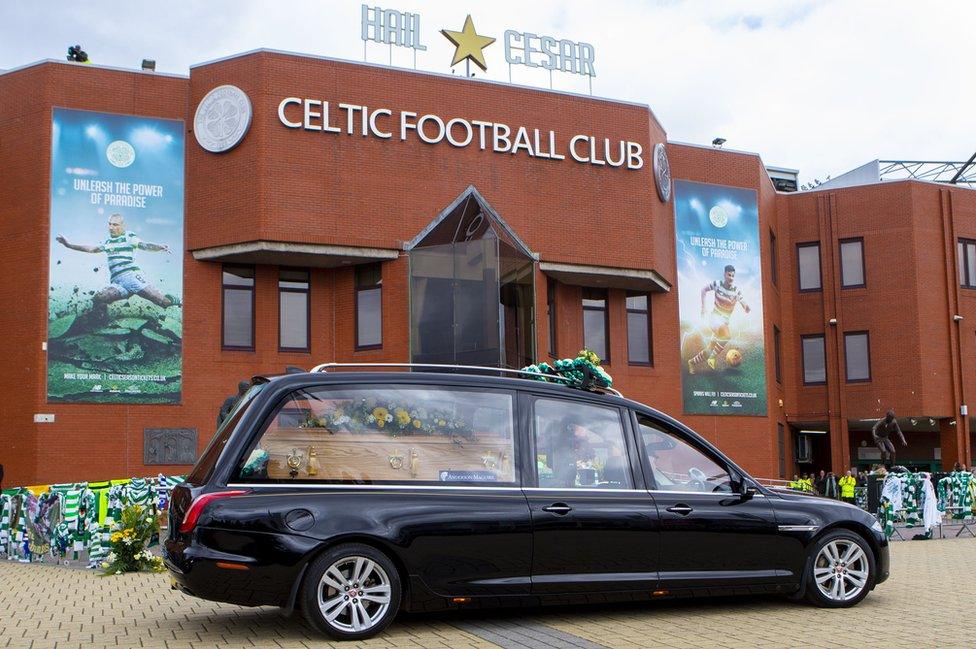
100 504 165 575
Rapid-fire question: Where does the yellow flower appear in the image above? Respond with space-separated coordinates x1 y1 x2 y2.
395 408 411 425
413 419 421 428
438 419 446 426
372 407 389 423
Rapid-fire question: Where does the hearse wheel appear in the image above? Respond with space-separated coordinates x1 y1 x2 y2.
302 543 401 640
805 529 875 608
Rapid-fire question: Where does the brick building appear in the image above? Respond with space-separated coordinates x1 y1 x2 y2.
1 49 974 487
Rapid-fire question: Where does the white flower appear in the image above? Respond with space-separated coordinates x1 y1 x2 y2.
366 415 376 423
385 414 393 422
107 552 117 563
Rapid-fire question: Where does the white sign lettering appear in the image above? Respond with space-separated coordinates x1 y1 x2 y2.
278 97 642 170
504 30 595 77
361 4 426 50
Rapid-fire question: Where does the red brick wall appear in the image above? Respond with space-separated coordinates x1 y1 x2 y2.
4 54 976 486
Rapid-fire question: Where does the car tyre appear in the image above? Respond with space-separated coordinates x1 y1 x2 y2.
804 529 875 608
301 543 401 640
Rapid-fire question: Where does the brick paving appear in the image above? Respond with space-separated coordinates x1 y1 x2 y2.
1 538 974 648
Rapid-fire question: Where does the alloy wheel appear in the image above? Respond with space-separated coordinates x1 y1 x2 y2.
812 539 869 602
316 555 393 633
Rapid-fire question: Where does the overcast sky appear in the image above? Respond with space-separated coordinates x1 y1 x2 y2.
2 0 973 183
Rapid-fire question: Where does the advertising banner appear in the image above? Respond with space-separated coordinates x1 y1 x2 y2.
675 180 766 416
47 108 184 403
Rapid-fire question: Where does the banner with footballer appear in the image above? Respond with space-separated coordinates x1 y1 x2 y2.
47 108 184 403
675 180 767 416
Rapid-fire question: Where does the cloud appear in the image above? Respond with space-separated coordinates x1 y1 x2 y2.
3 0 974 183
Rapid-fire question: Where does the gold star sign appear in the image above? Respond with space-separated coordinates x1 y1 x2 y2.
440 15 495 72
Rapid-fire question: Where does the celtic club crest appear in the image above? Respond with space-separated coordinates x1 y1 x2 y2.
193 85 252 153
653 142 671 203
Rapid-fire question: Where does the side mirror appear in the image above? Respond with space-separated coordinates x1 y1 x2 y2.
733 472 757 500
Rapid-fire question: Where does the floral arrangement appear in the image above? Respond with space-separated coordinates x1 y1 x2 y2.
299 396 470 437
521 349 613 388
100 504 165 575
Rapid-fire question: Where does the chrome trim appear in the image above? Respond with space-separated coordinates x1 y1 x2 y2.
778 524 819 532
523 487 644 494
647 489 765 498
227 483 523 492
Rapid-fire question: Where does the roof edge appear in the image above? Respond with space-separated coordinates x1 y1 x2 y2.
0 58 188 79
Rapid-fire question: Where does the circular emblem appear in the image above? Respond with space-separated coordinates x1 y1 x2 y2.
106 140 135 168
709 205 729 229
193 85 252 153
652 142 671 203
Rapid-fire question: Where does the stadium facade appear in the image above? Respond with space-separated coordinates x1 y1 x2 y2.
1 49 974 487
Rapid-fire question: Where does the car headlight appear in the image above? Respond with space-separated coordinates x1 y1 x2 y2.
871 519 883 533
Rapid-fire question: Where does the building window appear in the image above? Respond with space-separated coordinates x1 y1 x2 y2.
626 292 652 365
840 238 865 288
777 423 786 479
356 263 382 349
547 278 557 357
582 288 609 362
769 229 778 287
773 325 782 384
279 268 309 351
844 331 871 382
959 239 976 288
797 243 821 292
222 265 254 350
801 334 826 385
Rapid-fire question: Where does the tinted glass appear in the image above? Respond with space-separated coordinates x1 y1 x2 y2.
241 386 516 485
533 398 632 489
625 294 647 310
357 287 382 347
840 240 864 287
222 265 254 287
959 241 966 286
627 311 650 363
355 263 382 289
188 383 265 484
968 243 976 287
279 290 308 349
798 244 821 290
638 416 731 493
583 309 607 360
223 288 253 348
845 332 870 381
279 268 309 289
802 336 826 384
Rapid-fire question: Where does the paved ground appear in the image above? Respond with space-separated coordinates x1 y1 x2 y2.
2 538 975 648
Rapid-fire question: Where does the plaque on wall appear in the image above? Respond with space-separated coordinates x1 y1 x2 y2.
144 428 198 465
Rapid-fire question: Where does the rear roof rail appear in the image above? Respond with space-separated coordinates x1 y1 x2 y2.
308 362 623 398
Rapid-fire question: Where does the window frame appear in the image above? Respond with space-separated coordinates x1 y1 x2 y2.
581 287 610 364
631 412 736 495
547 278 558 358
221 264 256 351
800 334 827 386
839 237 866 289
959 238 976 289
524 393 640 491
625 291 653 366
796 242 822 293
843 330 872 383
278 267 311 353
355 263 383 351
773 325 782 384
235 382 520 487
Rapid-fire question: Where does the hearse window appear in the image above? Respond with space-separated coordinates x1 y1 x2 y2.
533 398 632 489
637 415 732 493
187 382 266 484
238 385 517 485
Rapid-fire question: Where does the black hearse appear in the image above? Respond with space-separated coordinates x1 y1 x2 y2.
165 364 889 640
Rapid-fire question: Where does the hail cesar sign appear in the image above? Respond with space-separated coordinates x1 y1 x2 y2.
277 98 643 170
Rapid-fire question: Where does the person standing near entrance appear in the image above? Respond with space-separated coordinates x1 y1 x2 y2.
839 470 857 504
872 410 906 467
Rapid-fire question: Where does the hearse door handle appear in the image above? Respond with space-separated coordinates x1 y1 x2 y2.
542 503 573 515
666 504 694 516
